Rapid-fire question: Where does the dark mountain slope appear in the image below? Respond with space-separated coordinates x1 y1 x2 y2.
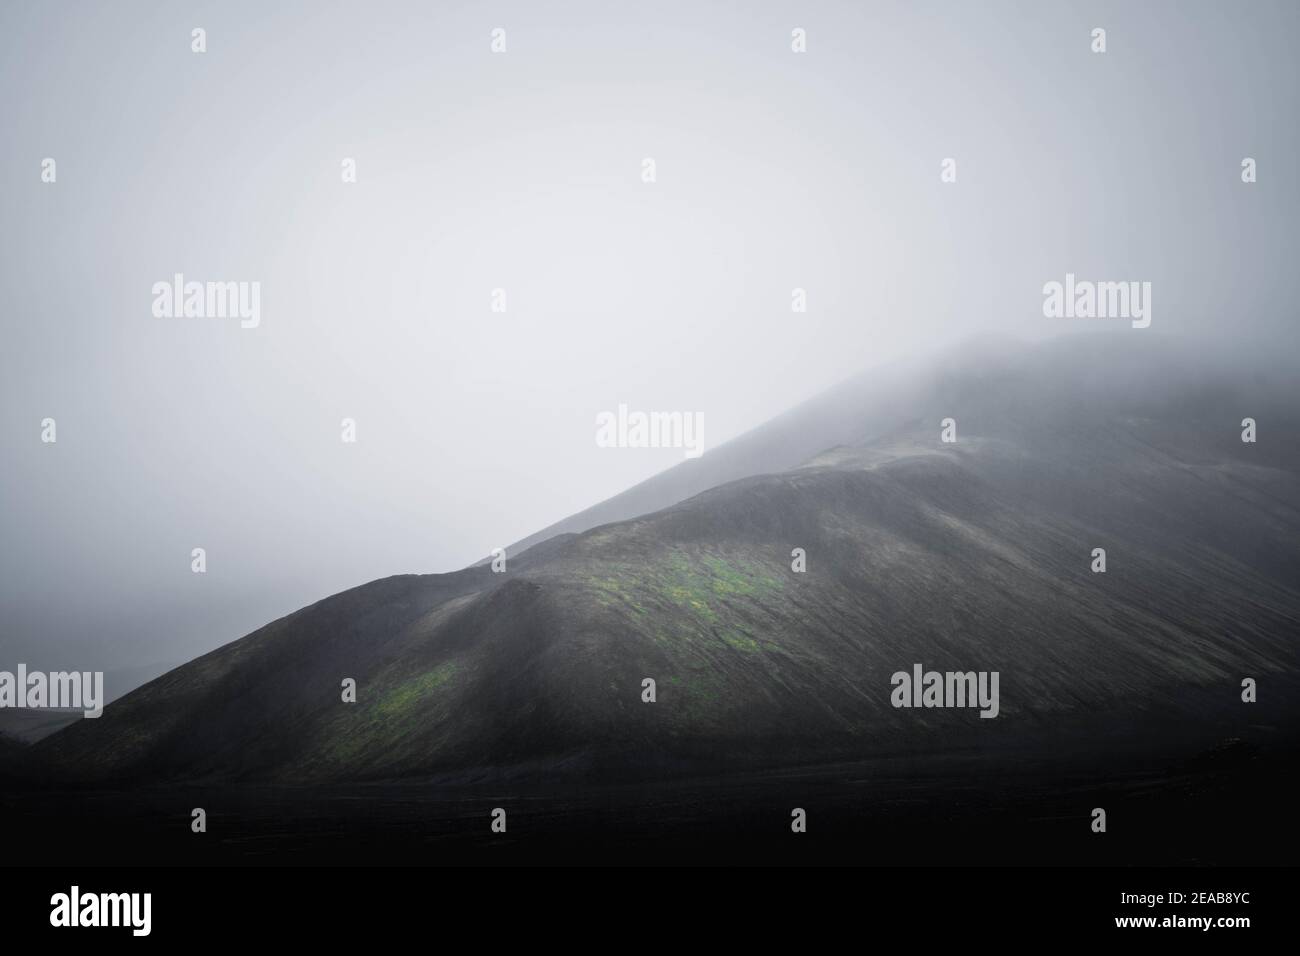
32 336 1300 784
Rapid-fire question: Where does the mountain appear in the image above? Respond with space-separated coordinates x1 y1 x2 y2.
31 334 1300 784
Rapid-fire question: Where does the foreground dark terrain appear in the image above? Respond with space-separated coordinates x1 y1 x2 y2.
4 336 1298 865
3 728 1297 866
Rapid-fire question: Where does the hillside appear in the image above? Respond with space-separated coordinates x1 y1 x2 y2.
32 336 1300 784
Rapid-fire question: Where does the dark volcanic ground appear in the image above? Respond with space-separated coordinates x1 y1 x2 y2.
5 700 1297 866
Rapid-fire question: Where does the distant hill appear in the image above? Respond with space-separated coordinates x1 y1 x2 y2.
32 335 1300 784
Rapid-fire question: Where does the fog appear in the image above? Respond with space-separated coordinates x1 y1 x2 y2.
1 0 1296 675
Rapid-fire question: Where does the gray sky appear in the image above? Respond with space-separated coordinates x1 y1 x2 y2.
1 0 1297 673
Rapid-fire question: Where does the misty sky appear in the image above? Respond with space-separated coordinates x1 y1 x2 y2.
1 0 1297 675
